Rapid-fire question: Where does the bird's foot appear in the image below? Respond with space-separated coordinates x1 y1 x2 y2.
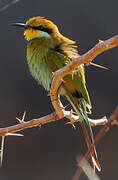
66 120 76 129
66 109 78 129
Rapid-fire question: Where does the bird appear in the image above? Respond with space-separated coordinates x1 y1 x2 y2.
12 16 101 171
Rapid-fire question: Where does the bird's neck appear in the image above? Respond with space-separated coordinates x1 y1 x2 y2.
28 37 54 49
26 38 52 62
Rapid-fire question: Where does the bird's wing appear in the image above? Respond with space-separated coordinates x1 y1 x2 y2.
45 48 91 108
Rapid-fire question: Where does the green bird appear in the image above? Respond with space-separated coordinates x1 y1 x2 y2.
13 16 101 171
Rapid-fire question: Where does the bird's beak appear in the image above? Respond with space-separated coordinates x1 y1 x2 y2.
11 23 29 29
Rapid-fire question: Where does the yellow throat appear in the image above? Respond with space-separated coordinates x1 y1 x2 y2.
24 29 44 41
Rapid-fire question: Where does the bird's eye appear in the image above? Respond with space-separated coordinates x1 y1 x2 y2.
32 26 52 34
31 26 43 30
37 26 43 30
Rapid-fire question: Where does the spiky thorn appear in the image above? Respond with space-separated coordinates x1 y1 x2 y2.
6 133 24 136
16 111 26 123
52 71 55 77
61 78 65 83
90 62 109 70
98 39 104 43
0 131 23 167
0 136 5 167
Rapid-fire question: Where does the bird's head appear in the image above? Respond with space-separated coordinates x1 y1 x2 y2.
12 16 75 45
12 16 60 41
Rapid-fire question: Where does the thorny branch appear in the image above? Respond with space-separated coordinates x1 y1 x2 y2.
0 113 107 137
0 35 118 167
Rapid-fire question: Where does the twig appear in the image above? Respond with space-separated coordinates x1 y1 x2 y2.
0 112 58 136
72 106 118 180
0 112 106 136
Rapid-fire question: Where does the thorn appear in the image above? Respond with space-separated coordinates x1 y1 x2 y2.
6 133 24 137
0 136 5 167
99 39 104 43
16 111 26 123
61 78 65 82
22 110 26 121
52 72 55 76
90 62 109 70
16 117 22 123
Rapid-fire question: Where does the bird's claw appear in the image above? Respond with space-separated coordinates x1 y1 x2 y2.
66 121 76 130
66 109 77 129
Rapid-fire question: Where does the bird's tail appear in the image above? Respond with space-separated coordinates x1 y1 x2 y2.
79 100 101 171
64 90 101 171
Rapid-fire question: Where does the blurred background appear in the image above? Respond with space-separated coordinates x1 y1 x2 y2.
0 0 118 179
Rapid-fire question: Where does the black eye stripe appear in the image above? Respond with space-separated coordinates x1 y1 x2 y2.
30 26 52 34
